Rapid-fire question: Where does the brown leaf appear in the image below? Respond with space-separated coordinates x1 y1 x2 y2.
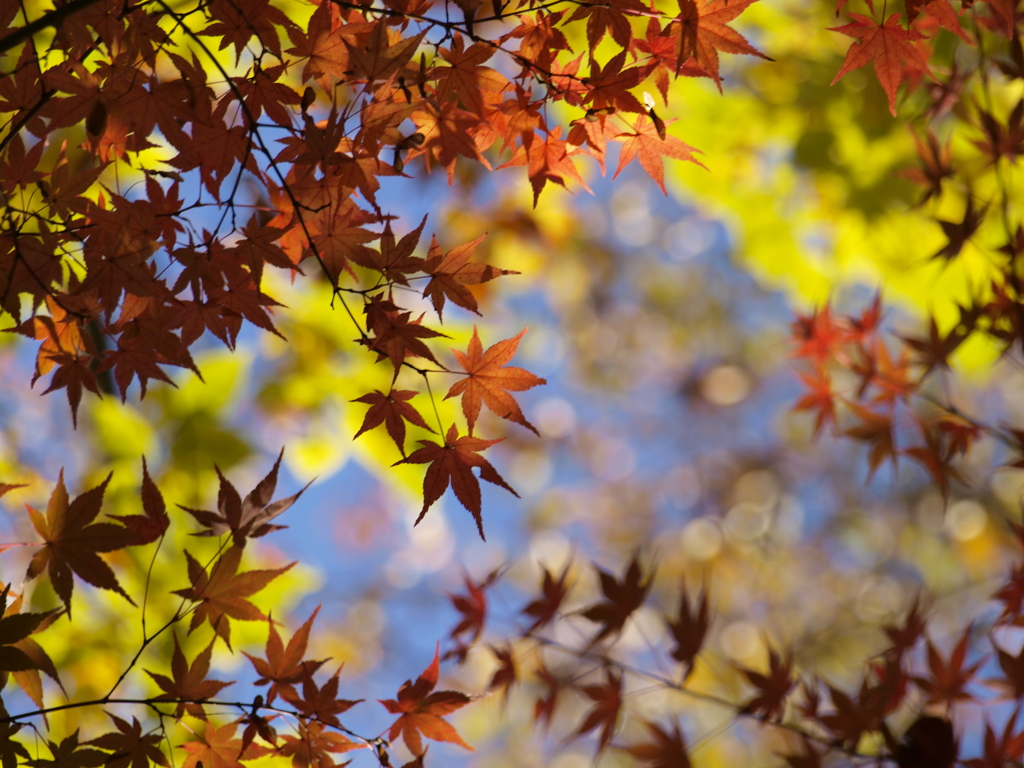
25 471 134 616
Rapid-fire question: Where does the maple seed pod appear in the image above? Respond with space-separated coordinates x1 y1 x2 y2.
86 101 107 137
301 87 315 114
650 109 667 141
406 132 425 147
393 149 404 173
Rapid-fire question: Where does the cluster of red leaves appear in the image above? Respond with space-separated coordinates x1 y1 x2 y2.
0 457 479 768
0 0 770 533
790 294 996 494
434 537 1024 768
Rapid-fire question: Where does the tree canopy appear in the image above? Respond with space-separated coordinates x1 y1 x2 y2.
2 0 1024 764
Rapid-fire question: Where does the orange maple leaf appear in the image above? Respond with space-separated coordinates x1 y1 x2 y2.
173 546 294 649
445 327 546 435
674 0 769 89
499 127 591 206
181 720 270 768
613 115 705 194
397 424 518 538
830 13 931 116
379 644 474 756
421 234 517 320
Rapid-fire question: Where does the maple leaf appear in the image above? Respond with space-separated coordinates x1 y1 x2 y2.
421 234 517 320
277 720 364 768
534 659 566 728
436 34 511 117
25 470 134 616
830 13 931 116
843 402 896 479
488 645 517 702
352 216 427 284
0 584 59 676
238 710 278 754
739 649 794 720
397 424 518 539
667 581 710 679
244 607 325 705
913 626 980 704
445 327 546 435
353 389 434 452
447 567 502 648
884 595 927 656
522 562 573 633
993 642 1024 699
966 709 1024 768
173 546 295 649
287 666 362 727
580 554 652 645
379 644 474 755
25 731 107 768
0 720 30 768
363 293 448 377
180 721 270 768
674 0 769 89
612 115 705 194
624 721 691 768
817 682 879 748
498 128 592 206
974 99 1024 163
933 197 985 261
793 369 837 436
573 668 623 753
146 634 232 718
109 457 169 546
900 313 972 373
179 448 312 547
0 586 63 713
89 714 168 768
900 129 954 205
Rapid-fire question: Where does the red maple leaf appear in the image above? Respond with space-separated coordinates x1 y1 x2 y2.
178 449 311 547
89 714 169 768
580 554 651 645
146 634 232 719
522 562 573 633
420 234 517 320
379 644 474 756
830 13 931 116
666 581 710 679
573 668 623 753
740 649 794 720
397 424 518 539
624 721 691 768
353 389 434 452
914 626 980 705
109 458 169 546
